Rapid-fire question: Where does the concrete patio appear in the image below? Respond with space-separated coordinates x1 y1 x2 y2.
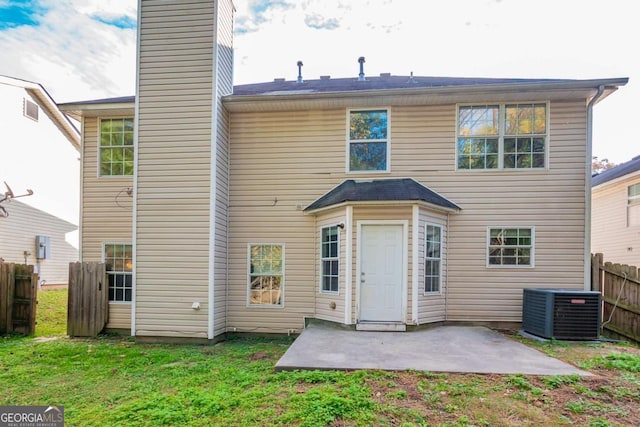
275 322 591 375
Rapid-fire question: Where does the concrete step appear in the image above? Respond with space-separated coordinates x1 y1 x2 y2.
356 322 406 332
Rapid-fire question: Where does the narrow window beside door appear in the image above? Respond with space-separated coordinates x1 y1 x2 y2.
321 226 339 293
424 224 442 293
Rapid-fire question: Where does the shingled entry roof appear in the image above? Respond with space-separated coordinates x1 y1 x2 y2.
304 178 460 212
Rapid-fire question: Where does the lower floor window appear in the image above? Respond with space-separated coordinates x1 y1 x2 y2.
104 243 132 302
488 227 533 266
321 226 339 293
425 224 442 293
249 244 284 306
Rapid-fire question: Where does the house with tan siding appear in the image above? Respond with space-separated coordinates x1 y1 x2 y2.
59 0 628 341
592 155 640 266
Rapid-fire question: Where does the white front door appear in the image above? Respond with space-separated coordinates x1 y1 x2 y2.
360 224 404 322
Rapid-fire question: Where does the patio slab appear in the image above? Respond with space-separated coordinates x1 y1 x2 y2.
275 323 591 375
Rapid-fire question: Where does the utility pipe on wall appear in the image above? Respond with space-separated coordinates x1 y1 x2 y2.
584 84 605 290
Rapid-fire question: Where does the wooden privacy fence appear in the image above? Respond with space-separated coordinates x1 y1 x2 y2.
592 253 640 343
67 262 108 337
0 263 38 335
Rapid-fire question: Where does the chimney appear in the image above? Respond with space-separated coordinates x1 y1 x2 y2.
358 56 365 81
297 60 303 84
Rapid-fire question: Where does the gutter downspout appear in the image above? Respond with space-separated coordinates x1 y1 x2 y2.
584 85 605 290
130 0 143 337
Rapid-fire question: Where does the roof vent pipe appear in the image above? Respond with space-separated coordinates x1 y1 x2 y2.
358 57 365 81
297 61 303 84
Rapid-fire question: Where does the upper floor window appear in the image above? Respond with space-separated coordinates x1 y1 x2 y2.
100 118 134 176
487 227 534 267
348 109 389 172
321 226 339 293
457 103 547 170
248 244 284 306
629 183 640 227
104 243 132 302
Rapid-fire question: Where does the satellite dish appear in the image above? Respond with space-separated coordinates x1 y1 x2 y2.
3 181 14 198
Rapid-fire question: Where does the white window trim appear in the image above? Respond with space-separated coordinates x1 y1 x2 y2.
628 182 640 227
319 225 340 294
486 227 535 268
424 223 443 295
97 117 135 178
246 243 285 308
346 108 391 174
102 242 133 304
455 102 550 172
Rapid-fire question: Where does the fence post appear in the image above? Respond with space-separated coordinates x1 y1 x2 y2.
0 263 10 333
591 253 602 291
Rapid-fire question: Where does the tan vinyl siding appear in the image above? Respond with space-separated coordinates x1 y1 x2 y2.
592 174 640 266
135 0 215 338
228 110 347 333
0 200 77 285
81 117 133 262
315 209 346 324
213 0 234 337
107 304 131 330
81 117 133 330
417 208 448 324
229 99 589 326
384 102 587 322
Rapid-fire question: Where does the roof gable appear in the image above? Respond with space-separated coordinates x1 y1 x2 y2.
0 75 80 150
305 178 460 213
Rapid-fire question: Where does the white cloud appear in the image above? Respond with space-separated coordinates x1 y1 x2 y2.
0 0 136 102
69 0 136 18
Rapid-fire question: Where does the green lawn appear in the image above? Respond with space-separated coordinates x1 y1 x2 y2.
1 288 638 426
35 287 68 336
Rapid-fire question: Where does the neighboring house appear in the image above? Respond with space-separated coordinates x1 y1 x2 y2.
0 76 80 224
0 75 81 284
0 200 78 285
592 155 640 266
59 0 628 341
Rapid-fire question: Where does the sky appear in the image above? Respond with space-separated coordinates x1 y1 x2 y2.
0 0 638 224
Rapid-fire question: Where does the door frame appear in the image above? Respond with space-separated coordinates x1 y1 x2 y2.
355 220 409 323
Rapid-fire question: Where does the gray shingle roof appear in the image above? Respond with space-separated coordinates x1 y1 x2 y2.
592 155 640 187
304 178 460 212
232 75 574 96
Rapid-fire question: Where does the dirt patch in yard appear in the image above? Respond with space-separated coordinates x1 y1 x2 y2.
359 337 640 427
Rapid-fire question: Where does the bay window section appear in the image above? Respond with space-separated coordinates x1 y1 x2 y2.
424 224 442 293
321 226 339 293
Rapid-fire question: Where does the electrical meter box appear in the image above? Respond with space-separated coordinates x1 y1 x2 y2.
35 235 50 259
